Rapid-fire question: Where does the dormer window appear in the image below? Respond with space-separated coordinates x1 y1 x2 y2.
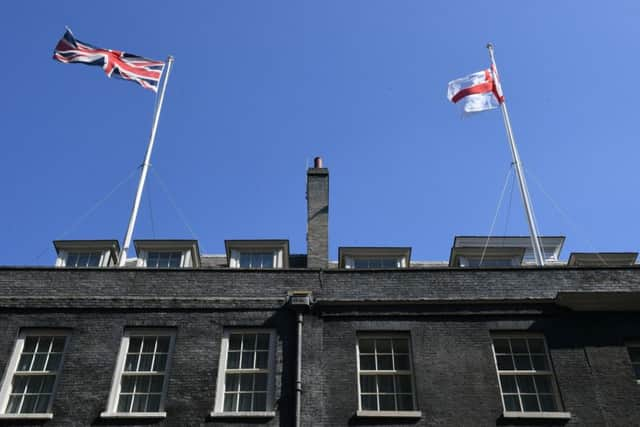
134 240 200 268
225 240 289 269
339 247 411 269
53 240 120 268
449 236 566 267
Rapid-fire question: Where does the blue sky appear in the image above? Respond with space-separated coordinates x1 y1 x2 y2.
2 1 639 265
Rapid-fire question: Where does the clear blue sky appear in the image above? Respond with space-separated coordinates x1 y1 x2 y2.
2 1 639 265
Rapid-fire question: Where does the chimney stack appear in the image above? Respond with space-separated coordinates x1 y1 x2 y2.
306 157 329 268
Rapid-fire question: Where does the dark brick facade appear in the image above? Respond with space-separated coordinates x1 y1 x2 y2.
1 267 640 426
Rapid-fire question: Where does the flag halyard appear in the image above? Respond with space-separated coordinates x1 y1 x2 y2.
53 29 165 92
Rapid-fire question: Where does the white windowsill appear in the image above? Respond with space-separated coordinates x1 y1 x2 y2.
0 413 54 420
209 411 276 418
100 411 167 419
356 410 423 418
503 411 572 420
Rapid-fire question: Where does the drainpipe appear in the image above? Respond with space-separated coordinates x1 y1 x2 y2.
287 291 313 427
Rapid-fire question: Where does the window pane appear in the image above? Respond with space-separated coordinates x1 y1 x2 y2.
255 351 268 369
6 396 21 414
531 355 548 370
150 376 164 393
139 354 153 371
510 339 528 354
516 375 536 393
521 395 540 412
503 394 521 411
360 355 376 370
142 337 156 352
493 338 510 354
229 334 242 350
496 355 514 371
156 337 170 353
153 354 167 371
514 355 532 370
253 392 267 411
12 376 28 393
41 375 55 393
240 374 253 391
17 354 32 371
394 355 410 370
244 334 257 350
359 339 375 354
360 375 376 393
132 394 147 412
534 376 553 394
256 334 270 350
226 374 239 392
129 337 142 352
137 376 151 393
361 395 378 410
52 337 66 352
393 339 409 354
500 376 517 393
121 376 135 393
396 375 412 393
238 393 252 411
241 351 255 369
26 376 43 394
224 393 237 412
376 339 392 354
125 355 139 371
377 355 393 370
35 395 50 413
46 353 61 371
32 354 47 371
21 395 37 413
24 337 38 352
379 394 396 411
227 352 240 369
634 364 640 380
378 375 395 393
254 373 268 391
397 394 414 410
528 339 546 354
117 393 132 413
539 394 557 411
147 394 161 412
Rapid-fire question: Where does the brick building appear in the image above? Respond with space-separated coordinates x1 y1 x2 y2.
1 158 639 426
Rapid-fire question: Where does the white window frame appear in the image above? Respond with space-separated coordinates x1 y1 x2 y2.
211 329 277 418
136 250 191 268
355 333 421 418
344 256 406 269
491 332 571 420
0 329 70 420
458 256 520 268
229 250 283 269
55 250 110 268
101 329 176 419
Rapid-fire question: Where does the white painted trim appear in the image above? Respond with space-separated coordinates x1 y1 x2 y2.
100 411 167 419
355 333 418 413
355 410 422 418
212 329 277 414
0 413 54 419
0 330 70 415
209 411 276 418
502 411 571 419
104 329 176 415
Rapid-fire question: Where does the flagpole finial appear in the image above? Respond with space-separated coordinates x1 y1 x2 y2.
486 43 494 50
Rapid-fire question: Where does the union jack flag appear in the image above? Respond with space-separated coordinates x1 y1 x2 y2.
53 29 165 92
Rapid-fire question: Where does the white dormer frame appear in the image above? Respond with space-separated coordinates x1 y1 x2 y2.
450 236 566 267
133 240 201 268
53 240 120 268
338 247 412 269
225 240 290 269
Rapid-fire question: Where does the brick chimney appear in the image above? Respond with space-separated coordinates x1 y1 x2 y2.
306 157 329 268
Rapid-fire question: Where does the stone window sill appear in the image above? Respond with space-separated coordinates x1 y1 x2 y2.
0 413 54 420
502 411 571 420
100 411 167 419
356 410 423 418
209 411 276 419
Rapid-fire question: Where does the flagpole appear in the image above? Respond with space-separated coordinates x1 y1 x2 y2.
118 56 174 266
486 44 545 266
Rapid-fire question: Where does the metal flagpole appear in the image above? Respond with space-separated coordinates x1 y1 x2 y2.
118 56 175 266
486 44 545 266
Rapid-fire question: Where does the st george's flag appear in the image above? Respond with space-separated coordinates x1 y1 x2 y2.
53 28 165 92
447 67 504 113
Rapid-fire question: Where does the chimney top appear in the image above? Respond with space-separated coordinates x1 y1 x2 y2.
314 157 323 168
